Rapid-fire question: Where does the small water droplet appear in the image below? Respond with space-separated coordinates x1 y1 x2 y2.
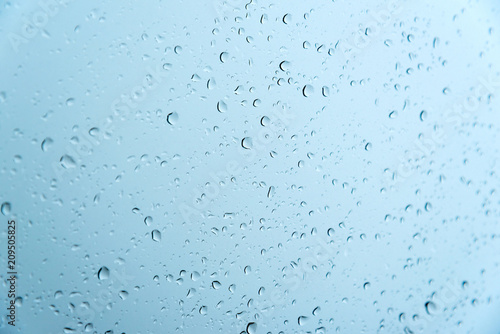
302 84 314 97
322 86 329 97
41 138 53 152
241 137 253 149
298 316 309 326
144 216 153 226
97 266 110 280
246 322 257 334
425 301 437 315
212 281 221 289
60 155 76 169
152 229 161 242
260 116 270 126
167 112 178 125
282 13 292 24
365 142 372 151
207 78 216 90
174 45 183 54
420 110 427 122
219 52 229 63
66 98 75 107
217 100 227 113
267 186 275 198
279 61 290 71
118 290 129 300
1 202 12 216
199 306 208 315
89 127 99 137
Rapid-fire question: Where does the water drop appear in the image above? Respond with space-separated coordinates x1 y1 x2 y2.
279 61 290 71
246 322 257 334
425 301 437 315
241 137 253 149
282 13 292 24
152 229 161 242
217 100 227 113
97 266 110 280
322 86 329 97
219 52 229 63
1 202 11 216
174 45 182 54
60 155 76 169
118 290 129 300
267 186 275 198
298 316 309 326
89 127 99 137
420 110 427 122
144 216 153 226
207 78 216 90
41 138 53 152
167 112 178 125
302 85 314 97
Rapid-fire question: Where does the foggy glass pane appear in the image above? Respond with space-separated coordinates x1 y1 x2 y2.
1 0 500 333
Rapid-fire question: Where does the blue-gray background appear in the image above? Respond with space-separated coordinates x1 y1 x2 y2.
1 0 500 333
